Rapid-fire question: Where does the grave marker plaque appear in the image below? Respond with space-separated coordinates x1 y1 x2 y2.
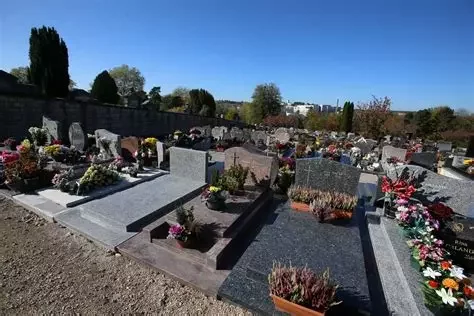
68 122 86 151
410 152 436 169
95 129 121 159
382 145 407 162
295 158 361 196
224 146 278 187
442 217 474 272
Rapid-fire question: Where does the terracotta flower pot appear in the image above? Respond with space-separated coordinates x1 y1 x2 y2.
331 209 353 220
176 239 193 249
271 295 325 316
291 201 310 212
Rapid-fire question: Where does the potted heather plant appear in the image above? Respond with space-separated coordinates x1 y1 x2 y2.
219 164 249 195
310 190 358 222
167 223 192 248
268 262 340 316
287 186 316 212
167 206 202 248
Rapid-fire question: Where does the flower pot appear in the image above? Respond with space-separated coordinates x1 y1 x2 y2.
270 295 324 316
206 200 225 211
6 177 40 193
176 239 193 249
331 209 353 220
291 201 310 212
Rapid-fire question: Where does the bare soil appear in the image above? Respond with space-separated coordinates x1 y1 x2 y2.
0 196 249 315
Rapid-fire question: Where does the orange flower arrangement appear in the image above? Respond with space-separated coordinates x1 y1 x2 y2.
440 261 452 271
442 278 459 291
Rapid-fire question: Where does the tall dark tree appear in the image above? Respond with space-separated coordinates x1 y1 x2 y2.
188 89 216 117
340 101 354 133
148 86 162 110
90 71 120 104
29 26 70 97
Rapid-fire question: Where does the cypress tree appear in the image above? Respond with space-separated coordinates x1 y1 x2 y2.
90 71 120 104
29 26 70 97
188 88 216 117
341 101 354 133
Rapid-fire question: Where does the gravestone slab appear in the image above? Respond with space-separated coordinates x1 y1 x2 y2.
230 127 244 141
452 155 466 168
211 126 227 140
192 137 212 151
218 202 372 315
251 131 266 143
441 217 474 272
95 129 121 159
224 146 278 187
437 142 452 152
355 138 376 155
387 165 474 217
170 147 208 183
121 136 139 162
242 128 251 141
43 116 62 143
156 141 166 168
382 145 407 162
274 128 290 144
347 132 356 140
410 152 436 169
68 122 86 151
295 158 361 196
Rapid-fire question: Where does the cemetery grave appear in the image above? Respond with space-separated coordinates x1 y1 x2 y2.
1 122 474 315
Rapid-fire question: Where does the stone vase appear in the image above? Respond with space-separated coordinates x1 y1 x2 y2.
270 295 325 316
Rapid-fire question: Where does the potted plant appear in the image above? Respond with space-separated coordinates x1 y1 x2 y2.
219 164 249 195
44 144 66 162
3 138 17 150
3 145 41 192
167 223 192 248
201 185 226 210
268 262 340 316
28 127 48 147
288 186 315 212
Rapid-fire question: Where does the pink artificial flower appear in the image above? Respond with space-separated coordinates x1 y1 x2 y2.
396 198 409 205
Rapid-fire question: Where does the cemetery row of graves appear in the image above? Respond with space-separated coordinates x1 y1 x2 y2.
0 116 473 315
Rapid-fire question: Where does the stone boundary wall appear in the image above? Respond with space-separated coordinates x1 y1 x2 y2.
0 94 246 140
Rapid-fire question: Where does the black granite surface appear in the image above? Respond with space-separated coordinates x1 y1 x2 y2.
218 200 375 315
295 158 362 196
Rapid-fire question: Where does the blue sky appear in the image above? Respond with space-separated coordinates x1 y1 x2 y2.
1 0 473 110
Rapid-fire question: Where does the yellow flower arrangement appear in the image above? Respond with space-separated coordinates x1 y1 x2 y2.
442 278 459 291
463 159 474 166
209 186 222 193
44 144 62 156
144 137 158 148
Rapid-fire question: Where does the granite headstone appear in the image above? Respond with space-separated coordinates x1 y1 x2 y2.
295 158 361 196
43 116 62 144
95 129 121 159
68 122 86 151
156 141 166 168
441 217 474 272
224 146 278 187
438 142 452 152
121 136 139 162
410 152 437 169
230 127 244 141
274 128 290 144
382 145 407 162
170 147 208 183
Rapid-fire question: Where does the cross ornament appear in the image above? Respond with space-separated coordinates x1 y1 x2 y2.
232 152 240 166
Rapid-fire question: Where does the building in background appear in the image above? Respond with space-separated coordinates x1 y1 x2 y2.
283 101 339 116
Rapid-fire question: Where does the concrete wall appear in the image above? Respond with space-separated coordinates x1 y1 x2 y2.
0 94 246 140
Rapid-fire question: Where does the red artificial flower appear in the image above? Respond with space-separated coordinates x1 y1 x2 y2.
441 261 452 270
327 145 336 154
52 139 62 145
428 203 454 220
464 286 473 297
428 280 439 289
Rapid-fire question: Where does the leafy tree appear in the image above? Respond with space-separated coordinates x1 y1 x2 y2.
188 88 217 117
263 114 300 128
353 96 391 138
160 94 172 111
224 108 239 120
148 86 162 110
108 64 145 97
90 70 120 104
171 95 185 109
340 101 354 133
68 79 76 90
383 114 405 136
431 106 455 133
251 83 282 119
414 109 434 137
10 67 29 84
171 87 190 104
240 102 263 124
29 26 70 97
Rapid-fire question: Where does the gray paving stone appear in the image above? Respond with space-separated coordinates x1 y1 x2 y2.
13 193 66 222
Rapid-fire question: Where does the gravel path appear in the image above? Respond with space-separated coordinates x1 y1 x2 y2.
0 196 250 315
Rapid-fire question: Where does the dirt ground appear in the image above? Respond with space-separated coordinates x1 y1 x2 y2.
0 196 250 315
